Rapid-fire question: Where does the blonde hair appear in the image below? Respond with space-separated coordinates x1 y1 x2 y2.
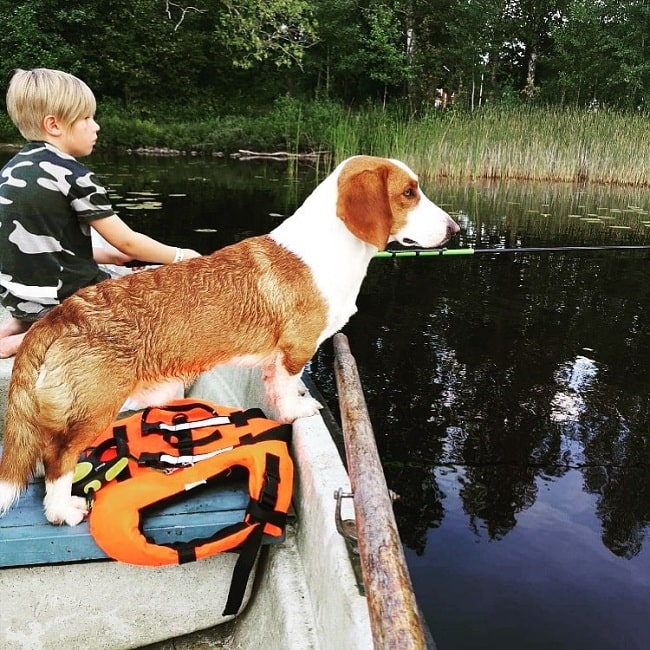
6 68 96 140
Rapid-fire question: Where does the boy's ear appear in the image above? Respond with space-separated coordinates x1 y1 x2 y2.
43 115 62 136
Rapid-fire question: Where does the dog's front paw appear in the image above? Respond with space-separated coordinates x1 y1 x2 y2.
44 495 88 526
276 395 323 423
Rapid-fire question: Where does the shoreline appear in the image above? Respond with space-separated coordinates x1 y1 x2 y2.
2 141 649 188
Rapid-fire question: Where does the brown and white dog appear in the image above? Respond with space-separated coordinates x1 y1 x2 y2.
0 155 459 526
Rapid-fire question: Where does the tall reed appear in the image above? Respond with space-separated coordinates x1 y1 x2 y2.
323 105 650 186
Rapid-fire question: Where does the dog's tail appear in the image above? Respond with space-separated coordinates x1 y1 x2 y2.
0 319 64 516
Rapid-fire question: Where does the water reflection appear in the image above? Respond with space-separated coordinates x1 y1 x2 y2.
435 180 650 249
86 153 321 252
408 466 650 650
550 354 599 426
315 250 650 557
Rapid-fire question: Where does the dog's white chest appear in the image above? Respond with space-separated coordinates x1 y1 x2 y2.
270 211 374 340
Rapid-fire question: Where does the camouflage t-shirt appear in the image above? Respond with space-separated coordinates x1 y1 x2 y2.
0 141 112 321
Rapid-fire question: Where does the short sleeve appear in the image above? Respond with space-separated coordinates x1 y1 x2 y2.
68 169 115 224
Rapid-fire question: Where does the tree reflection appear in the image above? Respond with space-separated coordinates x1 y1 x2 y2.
315 250 650 558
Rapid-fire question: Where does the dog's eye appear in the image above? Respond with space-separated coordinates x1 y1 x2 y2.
404 188 415 198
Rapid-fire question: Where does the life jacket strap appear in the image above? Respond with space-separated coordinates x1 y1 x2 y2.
142 415 232 434
246 453 287 529
136 422 291 471
161 518 263 616
140 401 219 430
160 451 287 617
259 453 281 510
222 523 265 616
140 405 269 458
140 404 267 436
237 423 293 447
137 445 236 469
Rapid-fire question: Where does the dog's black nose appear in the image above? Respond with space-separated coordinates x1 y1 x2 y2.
447 218 460 237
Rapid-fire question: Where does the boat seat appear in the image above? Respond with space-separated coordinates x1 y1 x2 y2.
0 465 286 568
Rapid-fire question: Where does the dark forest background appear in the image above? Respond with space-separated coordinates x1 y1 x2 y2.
1 1 648 115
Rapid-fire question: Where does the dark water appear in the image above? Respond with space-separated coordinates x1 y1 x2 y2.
4 150 650 649
313 252 650 649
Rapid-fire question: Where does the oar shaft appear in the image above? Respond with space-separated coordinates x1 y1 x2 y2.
375 245 650 258
333 333 432 649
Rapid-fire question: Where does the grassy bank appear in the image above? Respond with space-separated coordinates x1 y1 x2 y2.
1 99 648 186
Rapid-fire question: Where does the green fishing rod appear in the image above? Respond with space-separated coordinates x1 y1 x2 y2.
375 244 650 258
127 244 650 267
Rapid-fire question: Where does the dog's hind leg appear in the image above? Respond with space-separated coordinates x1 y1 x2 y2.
43 471 87 526
36 363 134 525
40 409 123 525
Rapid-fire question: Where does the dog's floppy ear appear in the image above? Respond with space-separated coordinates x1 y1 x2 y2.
336 159 392 250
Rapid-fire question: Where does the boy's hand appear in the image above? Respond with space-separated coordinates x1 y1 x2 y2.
181 249 201 260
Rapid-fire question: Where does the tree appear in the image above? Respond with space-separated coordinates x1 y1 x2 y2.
213 0 317 69
0 1 86 78
498 0 570 101
442 0 514 108
547 0 614 106
304 0 363 99
544 0 650 109
0 1 318 108
606 0 650 109
304 0 414 104
1 0 649 113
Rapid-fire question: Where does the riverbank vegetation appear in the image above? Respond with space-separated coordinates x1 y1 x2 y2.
6 100 646 187
1 1 649 186
4 98 649 186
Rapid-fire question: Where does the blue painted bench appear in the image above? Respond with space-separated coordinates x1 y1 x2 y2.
0 457 260 568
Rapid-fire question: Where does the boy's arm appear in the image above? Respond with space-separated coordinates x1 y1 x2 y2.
91 214 200 265
93 247 133 265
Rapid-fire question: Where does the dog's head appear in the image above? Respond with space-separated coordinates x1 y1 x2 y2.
335 155 459 250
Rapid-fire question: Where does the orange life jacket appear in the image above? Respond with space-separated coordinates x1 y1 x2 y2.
74 399 293 616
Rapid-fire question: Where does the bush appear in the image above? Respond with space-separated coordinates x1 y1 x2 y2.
94 96 351 154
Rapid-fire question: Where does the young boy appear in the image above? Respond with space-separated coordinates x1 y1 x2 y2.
0 68 200 358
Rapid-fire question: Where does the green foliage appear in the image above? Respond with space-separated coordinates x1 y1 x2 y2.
3 86 649 186
215 0 318 69
1 0 650 139
0 113 16 142
544 0 650 109
0 0 317 109
359 3 411 88
92 95 349 153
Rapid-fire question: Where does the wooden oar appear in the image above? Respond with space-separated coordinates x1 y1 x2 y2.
375 244 650 258
333 332 434 650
